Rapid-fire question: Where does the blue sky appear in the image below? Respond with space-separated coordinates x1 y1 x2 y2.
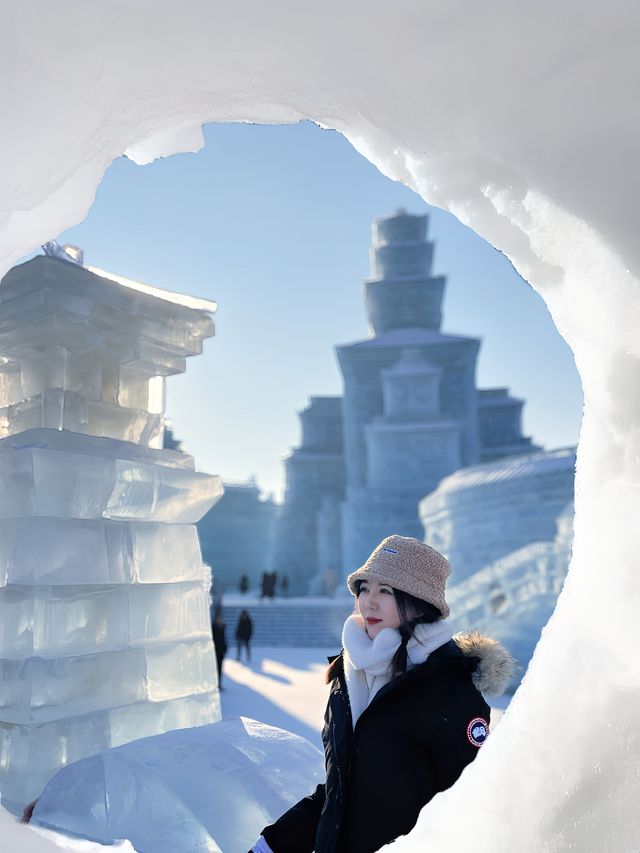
51 121 582 499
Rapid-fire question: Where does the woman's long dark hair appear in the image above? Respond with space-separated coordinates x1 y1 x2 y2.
326 581 442 683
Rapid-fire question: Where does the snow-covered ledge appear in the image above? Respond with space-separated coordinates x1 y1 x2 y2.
3 3 638 850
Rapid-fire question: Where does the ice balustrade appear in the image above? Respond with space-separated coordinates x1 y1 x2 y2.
0 256 223 814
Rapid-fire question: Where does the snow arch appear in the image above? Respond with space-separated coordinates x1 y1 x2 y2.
3 3 640 850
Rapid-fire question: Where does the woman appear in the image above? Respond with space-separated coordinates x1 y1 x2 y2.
249 534 515 853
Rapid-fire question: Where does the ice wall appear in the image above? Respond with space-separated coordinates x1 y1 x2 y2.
2 2 640 850
0 257 223 812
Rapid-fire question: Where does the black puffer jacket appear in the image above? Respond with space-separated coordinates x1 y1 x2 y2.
261 633 513 853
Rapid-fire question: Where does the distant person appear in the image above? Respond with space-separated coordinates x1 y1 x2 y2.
280 574 289 598
239 574 249 594
211 609 228 690
260 571 277 600
249 534 514 853
268 571 277 598
235 609 253 662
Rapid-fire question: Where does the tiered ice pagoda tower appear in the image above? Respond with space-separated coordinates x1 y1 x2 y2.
337 210 536 574
0 256 223 812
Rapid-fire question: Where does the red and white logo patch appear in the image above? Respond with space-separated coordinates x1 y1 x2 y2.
466 717 489 747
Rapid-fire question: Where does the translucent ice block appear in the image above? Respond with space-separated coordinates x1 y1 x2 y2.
19 346 102 401
102 364 165 414
0 361 23 407
0 692 220 813
0 711 111 813
104 460 223 522
0 639 217 723
0 519 206 587
130 522 206 583
108 691 219 748
0 428 196 469
128 582 211 646
0 586 129 659
0 439 222 522
0 389 164 445
0 649 148 723
0 582 211 659
144 641 217 702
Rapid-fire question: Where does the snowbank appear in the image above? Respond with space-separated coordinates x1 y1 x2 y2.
31 717 323 853
3 2 640 850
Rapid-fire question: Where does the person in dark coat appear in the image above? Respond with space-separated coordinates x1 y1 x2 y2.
211 609 228 690
249 534 515 853
235 609 253 662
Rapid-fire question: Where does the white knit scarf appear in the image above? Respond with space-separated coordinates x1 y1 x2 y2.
341 614 453 727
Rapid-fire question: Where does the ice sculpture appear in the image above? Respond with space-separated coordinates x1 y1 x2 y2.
30 716 325 853
0 255 224 813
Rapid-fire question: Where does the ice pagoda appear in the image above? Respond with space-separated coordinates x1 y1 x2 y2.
0 255 223 812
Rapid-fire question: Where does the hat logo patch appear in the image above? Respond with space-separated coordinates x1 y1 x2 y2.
466 717 489 747
382 547 398 554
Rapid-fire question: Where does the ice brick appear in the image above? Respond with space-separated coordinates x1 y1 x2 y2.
0 441 222 521
0 582 211 659
0 428 196 469
0 712 111 813
0 519 206 586
105 459 223 522
0 361 23 407
128 582 211 646
0 390 163 445
0 586 129 658
0 640 217 723
0 693 220 812
109 691 219 747
0 649 148 723
19 346 102 401
31 718 323 853
144 640 217 702
130 522 205 583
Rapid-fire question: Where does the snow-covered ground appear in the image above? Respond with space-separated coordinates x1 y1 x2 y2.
219 647 334 750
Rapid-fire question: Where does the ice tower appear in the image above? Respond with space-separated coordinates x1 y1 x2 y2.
337 211 482 572
0 256 223 812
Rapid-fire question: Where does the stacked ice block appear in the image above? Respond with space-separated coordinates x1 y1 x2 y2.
0 257 223 812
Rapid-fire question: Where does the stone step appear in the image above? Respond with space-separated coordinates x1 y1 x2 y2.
214 596 353 647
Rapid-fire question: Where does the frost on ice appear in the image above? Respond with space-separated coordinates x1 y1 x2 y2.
2 2 640 851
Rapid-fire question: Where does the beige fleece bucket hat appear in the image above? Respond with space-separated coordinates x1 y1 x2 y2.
346 534 451 618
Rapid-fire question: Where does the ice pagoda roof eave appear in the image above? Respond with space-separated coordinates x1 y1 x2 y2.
86 265 218 314
336 326 480 351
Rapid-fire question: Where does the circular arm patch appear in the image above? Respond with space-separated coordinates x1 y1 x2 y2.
466 717 489 747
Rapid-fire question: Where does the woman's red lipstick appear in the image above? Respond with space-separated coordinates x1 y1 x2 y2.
366 617 382 624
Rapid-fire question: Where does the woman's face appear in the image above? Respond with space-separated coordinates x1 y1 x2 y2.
357 579 401 639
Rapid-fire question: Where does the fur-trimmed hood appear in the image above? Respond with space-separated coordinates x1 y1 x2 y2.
453 631 516 696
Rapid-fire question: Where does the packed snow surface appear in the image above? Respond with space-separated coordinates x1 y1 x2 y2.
3 2 640 850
